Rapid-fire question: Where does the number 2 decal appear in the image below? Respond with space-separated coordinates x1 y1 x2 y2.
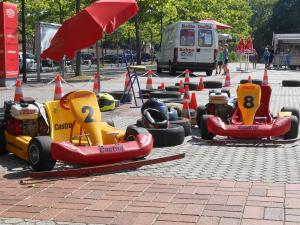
243 96 254 109
82 106 96 123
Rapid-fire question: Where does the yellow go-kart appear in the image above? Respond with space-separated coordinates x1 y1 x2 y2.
0 91 159 175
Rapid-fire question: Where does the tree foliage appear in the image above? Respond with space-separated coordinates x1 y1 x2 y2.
5 0 253 53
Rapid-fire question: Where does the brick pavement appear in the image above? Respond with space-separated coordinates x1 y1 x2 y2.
1 63 300 224
0 175 299 224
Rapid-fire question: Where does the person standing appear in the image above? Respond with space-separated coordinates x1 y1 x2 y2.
250 50 257 69
222 43 229 75
263 47 270 69
216 46 223 75
286 49 291 69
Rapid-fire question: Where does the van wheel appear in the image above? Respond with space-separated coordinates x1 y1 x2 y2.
169 64 176 75
206 70 213 76
157 63 162 73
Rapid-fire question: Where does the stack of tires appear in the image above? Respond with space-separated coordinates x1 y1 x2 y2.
136 98 191 147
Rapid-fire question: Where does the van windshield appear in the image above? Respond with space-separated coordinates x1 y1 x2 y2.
198 29 213 47
180 29 195 46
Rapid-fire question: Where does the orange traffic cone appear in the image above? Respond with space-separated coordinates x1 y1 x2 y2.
54 75 63 100
160 82 166 91
179 80 185 94
182 99 191 120
93 72 100 94
124 72 130 91
184 85 190 100
146 70 154 90
14 79 23 103
189 92 198 110
184 69 190 83
263 68 269 85
223 70 231 87
198 77 204 91
248 75 252 83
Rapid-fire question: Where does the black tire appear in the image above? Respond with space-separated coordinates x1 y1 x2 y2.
147 124 185 147
0 120 7 155
149 91 181 99
141 89 157 94
282 80 300 87
170 118 191 136
162 98 184 104
175 82 198 91
200 115 215 140
284 116 299 140
28 136 56 171
136 119 143 127
206 70 213 76
196 105 207 128
240 79 262 85
107 91 132 103
290 66 297 70
125 125 149 141
165 86 180 92
281 107 300 121
204 81 223 89
169 63 176 75
105 118 115 127
157 63 162 73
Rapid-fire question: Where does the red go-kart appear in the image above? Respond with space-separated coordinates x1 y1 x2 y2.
200 83 299 142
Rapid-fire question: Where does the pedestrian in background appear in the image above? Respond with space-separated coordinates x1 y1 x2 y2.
263 47 270 69
250 50 257 69
216 46 223 75
286 49 291 70
223 43 229 75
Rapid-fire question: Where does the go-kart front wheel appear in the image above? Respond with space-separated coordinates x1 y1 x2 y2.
281 107 300 121
200 115 215 140
196 106 206 128
284 115 299 140
0 120 7 155
28 136 56 171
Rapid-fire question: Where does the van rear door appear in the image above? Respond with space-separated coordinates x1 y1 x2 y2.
178 24 196 63
195 24 215 63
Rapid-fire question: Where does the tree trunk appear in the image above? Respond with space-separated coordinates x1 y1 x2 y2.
134 16 141 65
75 0 81 76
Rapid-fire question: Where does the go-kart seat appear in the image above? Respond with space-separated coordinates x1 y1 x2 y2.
44 100 83 142
232 85 272 124
254 85 272 123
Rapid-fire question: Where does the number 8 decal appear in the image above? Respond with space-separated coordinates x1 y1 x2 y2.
243 96 254 109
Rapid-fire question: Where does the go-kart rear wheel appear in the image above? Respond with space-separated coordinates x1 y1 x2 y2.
284 115 299 140
125 125 149 141
281 107 300 121
0 120 7 155
200 115 215 140
196 106 207 128
28 136 56 171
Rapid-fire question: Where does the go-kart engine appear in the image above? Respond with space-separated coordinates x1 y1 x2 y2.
208 92 230 122
4 100 48 137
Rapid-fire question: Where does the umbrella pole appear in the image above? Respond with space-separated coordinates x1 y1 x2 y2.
96 41 100 93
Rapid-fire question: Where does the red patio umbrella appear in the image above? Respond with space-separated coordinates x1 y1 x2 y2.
236 38 246 53
41 0 138 61
198 19 231 30
245 36 255 52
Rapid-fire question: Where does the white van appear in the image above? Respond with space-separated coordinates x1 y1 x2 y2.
157 21 219 76
273 33 300 70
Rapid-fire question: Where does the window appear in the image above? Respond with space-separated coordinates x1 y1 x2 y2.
180 29 195 46
198 29 213 47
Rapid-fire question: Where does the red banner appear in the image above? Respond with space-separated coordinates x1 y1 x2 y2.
0 2 19 81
